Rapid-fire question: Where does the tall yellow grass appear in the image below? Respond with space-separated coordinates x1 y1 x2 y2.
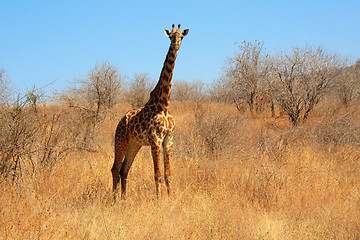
1 101 359 239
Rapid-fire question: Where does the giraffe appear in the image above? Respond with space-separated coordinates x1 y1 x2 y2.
111 24 189 201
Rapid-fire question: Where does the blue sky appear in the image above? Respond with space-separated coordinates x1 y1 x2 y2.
1 0 359 94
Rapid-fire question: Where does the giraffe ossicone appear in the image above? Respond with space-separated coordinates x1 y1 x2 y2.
111 24 189 201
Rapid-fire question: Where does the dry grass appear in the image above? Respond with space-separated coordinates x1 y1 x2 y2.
1 101 359 239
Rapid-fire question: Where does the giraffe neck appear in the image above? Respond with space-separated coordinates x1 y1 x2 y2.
146 44 178 110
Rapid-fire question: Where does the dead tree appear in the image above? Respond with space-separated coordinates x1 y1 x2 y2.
220 41 271 116
272 47 343 125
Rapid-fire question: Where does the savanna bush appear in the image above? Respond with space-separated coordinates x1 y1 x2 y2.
0 97 104 182
174 102 243 161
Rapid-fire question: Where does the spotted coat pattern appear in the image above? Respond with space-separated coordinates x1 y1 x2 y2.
111 24 189 200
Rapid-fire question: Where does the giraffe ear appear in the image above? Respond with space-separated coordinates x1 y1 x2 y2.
182 29 189 37
164 29 171 37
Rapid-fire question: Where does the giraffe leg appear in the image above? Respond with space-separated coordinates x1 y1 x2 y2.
120 141 141 200
112 135 129 202
112 118 130 202
163 134 173 195
151 144 162 197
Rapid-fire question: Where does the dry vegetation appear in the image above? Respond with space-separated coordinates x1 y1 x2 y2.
1 48 360 239
1 98 359 239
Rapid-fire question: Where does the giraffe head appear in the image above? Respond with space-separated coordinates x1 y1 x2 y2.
164 24 189 51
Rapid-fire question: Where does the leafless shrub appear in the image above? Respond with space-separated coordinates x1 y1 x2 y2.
84 61 124 110
172 80 205 101
335 65 360 108
0 75 58 179
0 86 105 181
125 73 154 108
210 78 240 108
54 62 124 150
219 41 272 115
0 92 68 180
0 69 13 106
271 47 344 125
0 101 36 180
57 61 124 121
192 103 242 160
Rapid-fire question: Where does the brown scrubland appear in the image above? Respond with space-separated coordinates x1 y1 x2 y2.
1 47 359 238
1 98 359 239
